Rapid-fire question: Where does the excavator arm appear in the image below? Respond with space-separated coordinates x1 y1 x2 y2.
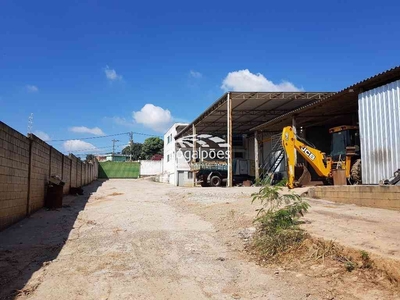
282 126 331 189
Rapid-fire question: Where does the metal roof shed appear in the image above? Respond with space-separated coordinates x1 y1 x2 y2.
176 92 333 136
175 91 334 186
250 66 400 185
251 66 400 132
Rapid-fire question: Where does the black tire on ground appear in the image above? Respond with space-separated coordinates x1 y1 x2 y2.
210 175 222 187
200 182 209 187
351 159 362 184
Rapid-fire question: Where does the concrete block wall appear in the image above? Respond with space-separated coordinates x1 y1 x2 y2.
87 164 91 184
28 134 51 213
94 160 98 179
50 147 63 178
83 163 88 185
77 160 82 188
87 164 90 185
0 122 98 230
69 154 77 188
0 122 30 229
88 164 92 184
140 160 163 176
308 185 400 211
62 155 71 194
82 163 85 186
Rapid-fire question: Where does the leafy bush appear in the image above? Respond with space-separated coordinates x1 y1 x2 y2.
250 184 310 260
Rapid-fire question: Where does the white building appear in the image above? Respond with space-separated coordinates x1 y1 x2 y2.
162 123 193 186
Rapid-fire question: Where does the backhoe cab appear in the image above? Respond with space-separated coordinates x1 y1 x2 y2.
282 126 361 189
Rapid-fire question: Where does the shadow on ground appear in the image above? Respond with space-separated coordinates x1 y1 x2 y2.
0 180 105 300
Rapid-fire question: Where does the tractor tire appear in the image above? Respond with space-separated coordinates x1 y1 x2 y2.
351 159 362 184
210 175 222 187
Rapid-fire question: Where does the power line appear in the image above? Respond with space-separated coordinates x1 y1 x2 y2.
67 145 119 153
50 131 161 143
51 132 129 142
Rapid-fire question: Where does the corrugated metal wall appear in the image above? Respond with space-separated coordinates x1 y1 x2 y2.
359 79 400 184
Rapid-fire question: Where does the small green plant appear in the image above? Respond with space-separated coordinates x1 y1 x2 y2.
360 250 372 269
251 184 310 227
345 261 355 272
360 250 369 260
335 254 357 272
250 184 310 260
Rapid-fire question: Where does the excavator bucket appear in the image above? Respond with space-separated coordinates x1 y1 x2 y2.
294 163 311 187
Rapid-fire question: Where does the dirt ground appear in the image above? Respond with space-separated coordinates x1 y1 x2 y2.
1 179 399 300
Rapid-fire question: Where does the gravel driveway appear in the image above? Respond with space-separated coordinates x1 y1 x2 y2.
1 179 399 300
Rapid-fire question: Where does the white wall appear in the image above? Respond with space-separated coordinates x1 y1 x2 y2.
177 171 194 187
140 160 163 176
163 127 176 174
163 123 189 185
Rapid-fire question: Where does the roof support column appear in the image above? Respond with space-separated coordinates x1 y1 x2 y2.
192 124 196 163
227 92 233 187
254 131 260 181
292 115 297 135
192 124 196 187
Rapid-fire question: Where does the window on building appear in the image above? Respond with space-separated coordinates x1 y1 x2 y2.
167 134 173 144
187 172 193 179
167 154 170 162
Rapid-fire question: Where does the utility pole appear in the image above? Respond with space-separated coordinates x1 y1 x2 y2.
27 113 34 134
128 132 134 162
112 139 119 156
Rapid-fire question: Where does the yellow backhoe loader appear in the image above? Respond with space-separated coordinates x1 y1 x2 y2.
282 126 361 189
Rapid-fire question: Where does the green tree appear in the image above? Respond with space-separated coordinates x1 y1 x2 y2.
86 154 95 162
122 143 143 160
141 137 163 159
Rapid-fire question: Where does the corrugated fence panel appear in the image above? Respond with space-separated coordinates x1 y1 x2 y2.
359 79 400 184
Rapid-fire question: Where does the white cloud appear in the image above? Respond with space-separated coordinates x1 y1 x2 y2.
103 116 135 128
63 140 97 152
133 104 173 132
189 70 202 78
70 126 105 136
221 69 301 92
26 85 39 93
111 117 133 127
34 130 50 141
104 65 122 81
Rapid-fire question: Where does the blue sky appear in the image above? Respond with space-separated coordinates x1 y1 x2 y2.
1 0 399 156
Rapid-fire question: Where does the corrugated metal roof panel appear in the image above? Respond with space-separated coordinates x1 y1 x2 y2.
359 79 400 184
252 66 400 132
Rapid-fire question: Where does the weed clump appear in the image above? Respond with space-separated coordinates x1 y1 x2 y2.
250 183 310 261
360 250 373 269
